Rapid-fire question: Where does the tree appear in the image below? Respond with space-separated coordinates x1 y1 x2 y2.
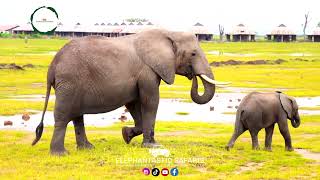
318 22 320 27
303 12 310 41
219 24 224 42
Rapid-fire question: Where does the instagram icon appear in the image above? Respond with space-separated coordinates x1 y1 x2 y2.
142 168 150 175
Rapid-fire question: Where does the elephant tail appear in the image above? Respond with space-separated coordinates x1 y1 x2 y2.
235 108 245 128
32 74 53 146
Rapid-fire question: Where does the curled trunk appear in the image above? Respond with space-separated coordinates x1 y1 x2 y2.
190 76 215 104
291 118 300 128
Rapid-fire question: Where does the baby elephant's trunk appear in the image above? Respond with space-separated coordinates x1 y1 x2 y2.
291 116 300 128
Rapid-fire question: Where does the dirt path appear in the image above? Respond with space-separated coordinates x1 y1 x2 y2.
295 148 320 161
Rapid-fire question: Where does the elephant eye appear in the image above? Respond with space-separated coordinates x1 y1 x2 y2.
191 52 196 56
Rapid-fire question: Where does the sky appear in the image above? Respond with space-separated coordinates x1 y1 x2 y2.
0 0 320 35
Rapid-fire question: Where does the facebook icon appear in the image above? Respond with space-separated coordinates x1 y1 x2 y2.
170 168 179 176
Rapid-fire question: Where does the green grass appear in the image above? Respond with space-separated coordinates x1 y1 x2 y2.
0 115 319 179
0 99 54 116
175 112 190 115
202 41 320 62
300 106 320 110
0 39 320 178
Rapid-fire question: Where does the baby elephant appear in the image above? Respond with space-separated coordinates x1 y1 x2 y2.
226 91 300 151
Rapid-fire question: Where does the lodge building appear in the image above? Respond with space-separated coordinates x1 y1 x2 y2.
267 24 296 42
226 24 255 42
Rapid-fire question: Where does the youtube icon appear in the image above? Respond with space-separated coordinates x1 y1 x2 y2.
161 168 169 176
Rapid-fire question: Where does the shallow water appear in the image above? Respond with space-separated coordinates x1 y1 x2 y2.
15 51 57 56
1 93 320 131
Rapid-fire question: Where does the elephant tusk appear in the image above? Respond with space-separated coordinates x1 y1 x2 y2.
199 74 231 85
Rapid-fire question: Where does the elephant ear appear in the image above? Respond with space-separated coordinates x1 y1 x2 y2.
279 93 293 119
134 30 176 84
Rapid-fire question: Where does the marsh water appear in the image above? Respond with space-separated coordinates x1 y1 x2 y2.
1 92 320 131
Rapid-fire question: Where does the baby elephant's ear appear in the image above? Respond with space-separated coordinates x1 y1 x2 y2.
279 93 293 119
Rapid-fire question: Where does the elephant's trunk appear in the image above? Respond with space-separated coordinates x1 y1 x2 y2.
190 75 215 104
291 115 300 128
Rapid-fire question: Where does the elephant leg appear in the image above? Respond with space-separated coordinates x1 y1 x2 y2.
122 100 143 144
73 116 94 149
226 121 246 150
138 73 161 148
278 121 293 151
264 124 275 151
50 112 69 156
140 93 159 147
249 130 260 150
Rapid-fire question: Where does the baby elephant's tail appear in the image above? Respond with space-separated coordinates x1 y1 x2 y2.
32 80 52 146
235 108 245 128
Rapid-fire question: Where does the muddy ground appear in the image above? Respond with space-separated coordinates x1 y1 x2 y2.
210 59 286 67
0 63 34 70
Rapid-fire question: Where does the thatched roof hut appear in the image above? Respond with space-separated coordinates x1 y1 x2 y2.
307 26 320 42
12 24 33 34
267 24 296 42
226 24 255 42
0 25 19 33
10 21 155 39
189 22 212 41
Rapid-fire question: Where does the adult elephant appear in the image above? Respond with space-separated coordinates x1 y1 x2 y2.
32 29 227 155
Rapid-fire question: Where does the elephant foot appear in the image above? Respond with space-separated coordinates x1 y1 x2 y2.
141 142 163 148
50 148 69 156
77 141 94 150
285 146 294 151
252 146 260 150
225 146 232 151
264 147 272 152
122 127 133 144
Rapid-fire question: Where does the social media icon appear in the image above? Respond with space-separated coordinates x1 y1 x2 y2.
152 168 160 176
161 168 169 176
142 168 150 175
170 168 179 176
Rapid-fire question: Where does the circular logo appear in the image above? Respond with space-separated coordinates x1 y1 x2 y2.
30 6 59 34
142 168 150 175
161 168 169 176
152 168 160 176
170 168 179 176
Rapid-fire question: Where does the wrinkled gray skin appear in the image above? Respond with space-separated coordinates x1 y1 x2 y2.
32 29 215 155
226 92 300 151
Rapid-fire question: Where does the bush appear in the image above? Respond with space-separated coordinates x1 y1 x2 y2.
30 33 42 38
0 32 12 38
